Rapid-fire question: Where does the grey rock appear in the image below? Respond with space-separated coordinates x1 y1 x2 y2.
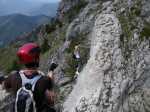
66 2 100 40
58 77 73 86
63 0 150 112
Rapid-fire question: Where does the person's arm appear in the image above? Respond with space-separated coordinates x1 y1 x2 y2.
47 62 58 80
47 71 55 80
45 89 56 106
2 71 17 91
44 62 58 106
45 75 56 106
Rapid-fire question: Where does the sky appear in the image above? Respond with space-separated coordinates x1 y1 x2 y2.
0 0 61 3
25 0 61 3
37 0 60 2
0 0 60 16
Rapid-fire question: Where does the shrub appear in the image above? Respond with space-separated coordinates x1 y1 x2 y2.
140 22 150 41
41 38 50 54
6 59 22 73
64 54 77 77
45 18 62 34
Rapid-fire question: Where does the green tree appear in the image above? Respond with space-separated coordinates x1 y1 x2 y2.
7 59 21 73
41 38 50 53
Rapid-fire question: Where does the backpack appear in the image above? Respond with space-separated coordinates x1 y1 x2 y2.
15 71 42 112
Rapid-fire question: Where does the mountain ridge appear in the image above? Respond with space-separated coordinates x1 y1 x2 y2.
0 1 58 16
0 14 50 45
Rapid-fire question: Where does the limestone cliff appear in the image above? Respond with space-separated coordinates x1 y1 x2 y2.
62 0 150 112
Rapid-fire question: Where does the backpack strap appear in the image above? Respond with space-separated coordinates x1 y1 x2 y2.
19 71 42 91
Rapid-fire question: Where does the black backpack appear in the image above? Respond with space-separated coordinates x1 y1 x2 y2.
15 71 41 112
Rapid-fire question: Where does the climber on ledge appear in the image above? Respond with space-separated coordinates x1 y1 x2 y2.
1 43 57 112
73 45 81 77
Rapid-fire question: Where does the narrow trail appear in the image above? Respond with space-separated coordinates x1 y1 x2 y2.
63 11 122 112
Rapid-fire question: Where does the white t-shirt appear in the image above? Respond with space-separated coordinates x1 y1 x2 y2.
74 51 80 59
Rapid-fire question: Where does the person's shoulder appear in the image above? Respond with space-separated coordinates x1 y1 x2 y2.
4 70 20 90
6 70 20 81
6 70 18 78
38 75 53 85
36 71 53 83
10 70 18 75
40 75 50 81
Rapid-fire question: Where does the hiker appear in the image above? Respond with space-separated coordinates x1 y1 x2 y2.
73 45 81 76
1 43 57 112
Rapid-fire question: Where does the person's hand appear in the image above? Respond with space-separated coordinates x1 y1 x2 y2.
49 63 58 71
45 90 57 105
47 71 54 80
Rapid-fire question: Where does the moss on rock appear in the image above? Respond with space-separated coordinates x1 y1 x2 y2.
140 22 150 41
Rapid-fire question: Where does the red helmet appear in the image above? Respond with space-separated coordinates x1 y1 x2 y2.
17 43 41 65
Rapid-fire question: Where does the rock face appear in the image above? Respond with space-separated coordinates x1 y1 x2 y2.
57 0 84 21
63 11 122 112
0 86 12 112
62 0 150 112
